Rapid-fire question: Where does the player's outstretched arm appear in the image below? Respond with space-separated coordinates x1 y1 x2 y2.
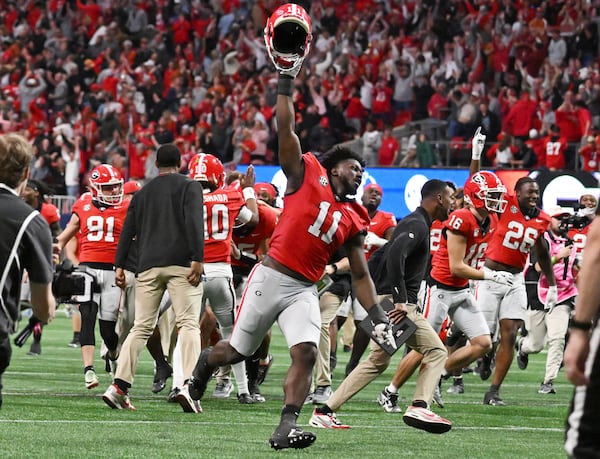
276 81 303 190
469 126 485 177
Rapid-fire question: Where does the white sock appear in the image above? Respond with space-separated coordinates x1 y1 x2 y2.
387 383 398 394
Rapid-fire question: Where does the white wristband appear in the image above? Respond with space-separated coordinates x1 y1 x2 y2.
243 187 256 201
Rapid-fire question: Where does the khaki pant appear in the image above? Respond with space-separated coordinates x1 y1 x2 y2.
115 266 202 385
522 303 571 383
315 292 345 387
327 301 447 411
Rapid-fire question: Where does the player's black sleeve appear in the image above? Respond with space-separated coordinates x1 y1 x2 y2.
22 214 53 284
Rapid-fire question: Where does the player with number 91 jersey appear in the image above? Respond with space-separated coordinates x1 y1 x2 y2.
267 154 370 282
484 193 551 270
72 197 129 264
431 208 497 288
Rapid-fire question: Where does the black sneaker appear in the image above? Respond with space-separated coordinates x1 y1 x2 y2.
167 387 180 403
269 424 316 450
249 383 266 403
237 393 255 404
515 338 528 370
483 390 506 406
152 363 173 393
479 351 494 381
188 348 213 400
256 354 273 386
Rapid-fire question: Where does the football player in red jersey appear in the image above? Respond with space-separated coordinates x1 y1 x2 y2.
479 176 557 405
22 179 61 237
188 5 395 449
231 194 280 401
54 164 129 390
174 153 258 410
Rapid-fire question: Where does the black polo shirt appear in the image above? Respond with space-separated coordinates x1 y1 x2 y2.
0 185 53 337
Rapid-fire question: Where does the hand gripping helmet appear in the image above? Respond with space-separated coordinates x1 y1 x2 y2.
264 3 312 73
463 171 508 213
88 164 124 205
188 153 225 190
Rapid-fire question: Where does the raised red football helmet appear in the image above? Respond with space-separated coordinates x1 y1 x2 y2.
88 164 123 205
188 153 225 190
264 3 312 73
463 171 507 213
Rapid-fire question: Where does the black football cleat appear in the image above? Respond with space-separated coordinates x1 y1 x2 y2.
188 348 213 400
269 424 316 450
152 362 173 393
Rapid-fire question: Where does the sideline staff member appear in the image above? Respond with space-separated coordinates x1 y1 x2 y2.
0 133 55 408
102 143 205 411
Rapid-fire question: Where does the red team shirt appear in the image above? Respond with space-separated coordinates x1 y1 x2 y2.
73 199 129 264
267 154 370 283
431 208 498 288
568 225 590 260
40 202 60 226
484 194 551 269
231 202 279 267
429 219 444 255
365 209 396 260
203 187 247 264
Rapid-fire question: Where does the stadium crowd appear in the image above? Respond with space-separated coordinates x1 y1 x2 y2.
0 0 599 199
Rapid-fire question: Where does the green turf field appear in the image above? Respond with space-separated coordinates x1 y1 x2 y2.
1 314 571 458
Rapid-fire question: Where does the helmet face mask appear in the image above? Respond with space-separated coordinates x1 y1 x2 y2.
89 165 123 206
464 171 507 213
264 3 312 73
189 153 225 190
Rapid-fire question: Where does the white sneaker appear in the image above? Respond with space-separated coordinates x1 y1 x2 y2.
403 405 452 434
309 408 351 429
212 381 234 399
176 384 203 413
377 388 402 413
102 384 136 410
85 369 99 390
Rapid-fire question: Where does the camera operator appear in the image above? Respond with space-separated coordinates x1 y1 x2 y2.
567 193 597 266
516 206 579 394
0 133 55 409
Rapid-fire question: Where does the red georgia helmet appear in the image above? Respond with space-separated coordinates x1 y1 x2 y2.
88 164 123 205
188 153 225 190
463 171 508 213
264 3 312 73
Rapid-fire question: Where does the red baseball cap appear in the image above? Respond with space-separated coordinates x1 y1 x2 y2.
364 183 383 196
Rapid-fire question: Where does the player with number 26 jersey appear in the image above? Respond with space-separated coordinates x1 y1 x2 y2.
268 154 370 283
485 193 550 270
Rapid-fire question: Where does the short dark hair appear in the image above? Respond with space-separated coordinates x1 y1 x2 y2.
320 146 365 172
421 179 449 199
515 176 536 192
156 143 181 167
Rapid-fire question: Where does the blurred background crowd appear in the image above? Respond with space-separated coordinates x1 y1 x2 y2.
1 0 600 199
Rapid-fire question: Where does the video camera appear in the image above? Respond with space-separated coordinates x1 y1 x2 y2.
52 259 97 304
558 211 592 239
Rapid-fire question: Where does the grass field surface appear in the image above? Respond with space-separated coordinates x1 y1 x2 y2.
1 314 571 458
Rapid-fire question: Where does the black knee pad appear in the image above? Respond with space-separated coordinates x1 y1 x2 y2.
79 302 98 346
99 320 118 352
